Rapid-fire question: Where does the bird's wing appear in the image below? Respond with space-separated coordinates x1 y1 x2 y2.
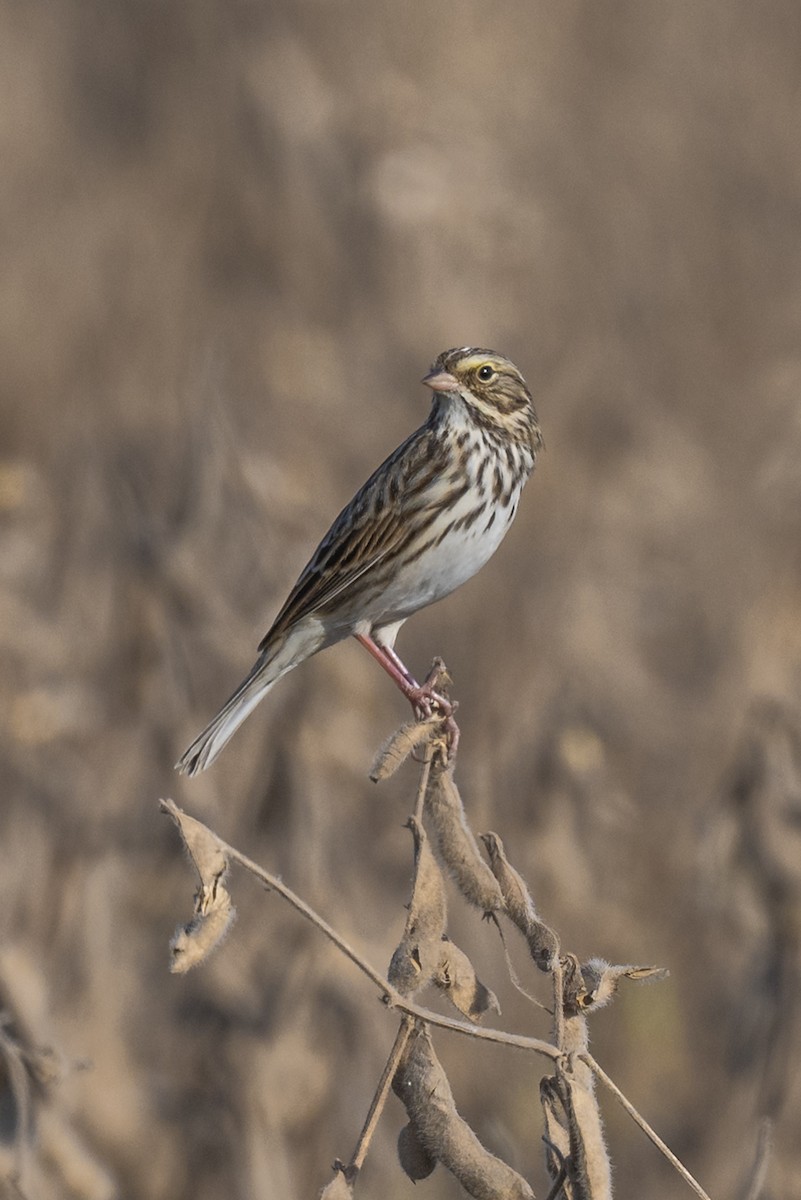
259 423 435 648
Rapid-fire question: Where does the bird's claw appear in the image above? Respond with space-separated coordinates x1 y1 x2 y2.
407 659 459 761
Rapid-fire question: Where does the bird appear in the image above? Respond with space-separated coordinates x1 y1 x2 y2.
176 347 542 776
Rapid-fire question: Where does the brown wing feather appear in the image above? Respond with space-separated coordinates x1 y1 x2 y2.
259 422 440 649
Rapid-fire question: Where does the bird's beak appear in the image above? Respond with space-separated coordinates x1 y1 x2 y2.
421 368 460 393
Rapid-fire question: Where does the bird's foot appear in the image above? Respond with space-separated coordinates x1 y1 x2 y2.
407 658 460 760
353 636 459 760
406 656 453 717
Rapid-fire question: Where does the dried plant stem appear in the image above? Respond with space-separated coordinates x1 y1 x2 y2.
541 1137 568 1200
345 1017 414 1181
491 918 548 1010
223 839 390 991
213 832 560 1060
413 745 433 823
551 956 565 1051
405 1009 558 1058
584 1053 713 1200
543 1167 567 1200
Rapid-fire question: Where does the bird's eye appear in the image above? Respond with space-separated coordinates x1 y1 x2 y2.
477 364 495 382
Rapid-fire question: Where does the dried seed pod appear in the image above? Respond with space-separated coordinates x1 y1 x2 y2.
170 884 235 974
161 799 236 972
388 818 448 998
405 817 448 938
387 939 424 996
424 763 504 913
540 1063 612 1200
481 831 559 971
434 938 500 1022
561 1013 592 1072
563 957 669 1015
319 1167 354 1198
161 798 229 889
369 718 442 782
393 1027 535 1199
397 1121 436 1181
540 1076 572 1187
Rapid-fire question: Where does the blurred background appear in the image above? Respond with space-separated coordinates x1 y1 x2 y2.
2 1 801 1196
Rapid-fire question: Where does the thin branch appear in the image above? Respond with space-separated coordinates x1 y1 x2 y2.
401 1005 558 1058
200 823 561 1061
221 837 391 992
584 1053 713 1200
541 1136 569 1200
489 915 548 1011
551 957 565 1051
346 1017 414 1180
543 1166 568 1200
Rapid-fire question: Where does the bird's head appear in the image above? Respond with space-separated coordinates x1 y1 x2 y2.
422 347 539 446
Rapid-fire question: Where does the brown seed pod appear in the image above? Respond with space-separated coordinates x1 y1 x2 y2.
424 763 504 913
319 1167 354 1198
540 1062 612 1200
433 938 501 1022
388 818 448 998
563 956 669 1015
397 1121 436 1181
480 831 559 971
161 799 236 972
369 717 443 781
393 1027 535 1199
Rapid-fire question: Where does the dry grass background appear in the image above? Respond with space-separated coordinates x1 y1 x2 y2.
2 1 801 1197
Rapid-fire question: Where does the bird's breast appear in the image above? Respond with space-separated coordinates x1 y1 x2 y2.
368 449 528 624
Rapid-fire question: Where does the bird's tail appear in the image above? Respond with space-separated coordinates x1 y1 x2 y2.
175 652 289 777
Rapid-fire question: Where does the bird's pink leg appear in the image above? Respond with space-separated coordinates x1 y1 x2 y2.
378 641 420 688
354 633 460 755
354 633 425 706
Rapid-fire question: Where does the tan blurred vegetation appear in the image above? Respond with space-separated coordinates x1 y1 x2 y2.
2 1 801 1196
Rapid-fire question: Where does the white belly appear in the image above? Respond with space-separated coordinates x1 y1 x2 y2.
368 482 523 627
